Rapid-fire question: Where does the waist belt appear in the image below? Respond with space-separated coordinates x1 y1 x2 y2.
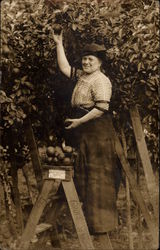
70 106 111 119
70 107 90 119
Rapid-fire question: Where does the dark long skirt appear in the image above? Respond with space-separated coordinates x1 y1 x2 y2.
65 112 121 234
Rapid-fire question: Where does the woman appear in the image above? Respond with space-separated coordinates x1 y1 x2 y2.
53 30 120 248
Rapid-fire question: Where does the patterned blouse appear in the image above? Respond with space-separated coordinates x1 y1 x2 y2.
70 68 112 111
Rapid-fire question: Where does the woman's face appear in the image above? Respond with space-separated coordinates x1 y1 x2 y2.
82 55 102 74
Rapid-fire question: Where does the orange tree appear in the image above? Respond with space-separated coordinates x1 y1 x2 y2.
1 0 158 171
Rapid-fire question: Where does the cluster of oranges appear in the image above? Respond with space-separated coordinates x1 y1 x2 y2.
38 141 77 166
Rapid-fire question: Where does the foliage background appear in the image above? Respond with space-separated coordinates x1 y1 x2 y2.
0 0 159 248
1 0 159 165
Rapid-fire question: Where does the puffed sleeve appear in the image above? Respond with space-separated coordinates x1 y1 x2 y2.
91 76 112 111
70 67 83 82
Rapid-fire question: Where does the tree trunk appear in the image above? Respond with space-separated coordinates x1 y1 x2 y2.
0 177 6 218
22 164 36 204
10 166 24 234
8 131 24 234
136 153 143 250
1 175 17 238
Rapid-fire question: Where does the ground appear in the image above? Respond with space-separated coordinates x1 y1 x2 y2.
0 162 159 250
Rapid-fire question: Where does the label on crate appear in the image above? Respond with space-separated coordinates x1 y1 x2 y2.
48 169 66 180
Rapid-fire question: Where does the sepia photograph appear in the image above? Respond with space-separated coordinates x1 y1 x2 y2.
0 0 159 249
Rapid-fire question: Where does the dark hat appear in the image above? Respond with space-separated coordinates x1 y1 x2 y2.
81 43 106 60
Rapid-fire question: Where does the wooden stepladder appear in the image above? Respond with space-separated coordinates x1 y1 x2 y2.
17 166 95 250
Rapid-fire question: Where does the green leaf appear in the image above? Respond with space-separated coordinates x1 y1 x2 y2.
36 51 40 56
21 76 28 82
8 119 14 125
3 116 10 121
7 105 11 113
138 62 141 72
32 105 37 111
10 103 16 111
130 54 137 63
119 28 123 38
16 90 22 97
17 96 27 103
24 81 34 90
22 89 31 95
72 23 77 31
0 96 11 104
145 90 152 97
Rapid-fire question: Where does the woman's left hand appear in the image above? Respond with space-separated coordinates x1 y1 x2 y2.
65 118 81 130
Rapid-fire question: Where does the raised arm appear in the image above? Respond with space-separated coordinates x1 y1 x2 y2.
52 30 71 78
